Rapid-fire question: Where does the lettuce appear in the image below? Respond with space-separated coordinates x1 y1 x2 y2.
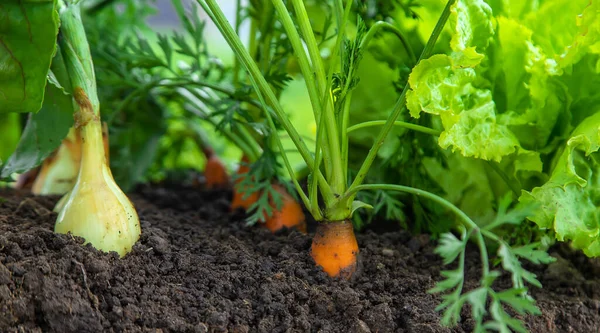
406 0 600 254
525 0 600 69
521 112 600 256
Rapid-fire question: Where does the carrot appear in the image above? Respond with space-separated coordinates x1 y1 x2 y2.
263 184 306 233
310 221 359 279
230 155 259 211
203 147 230 189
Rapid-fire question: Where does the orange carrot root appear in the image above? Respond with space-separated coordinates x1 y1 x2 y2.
200 147 229 189
230 155 258 211
231 189 259 211
311 221 359 279
263 184 306 233
204 155 230 189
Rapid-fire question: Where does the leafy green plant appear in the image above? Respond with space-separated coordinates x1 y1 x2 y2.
1 0 140 256
198 0 597 329
3 0 600 331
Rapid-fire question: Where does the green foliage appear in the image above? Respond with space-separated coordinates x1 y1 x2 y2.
1 51 74 179
84 0 233 190
0 114 21 163
521 112 600 256
0 0 60 114
431 196 554 332
4 0 600 331
235 147 285 225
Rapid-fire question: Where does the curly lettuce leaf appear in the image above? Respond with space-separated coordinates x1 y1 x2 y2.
520 112 600 256
559 55 600 129
407 53 520 162
525 0 600 69
0 0 60 114
450 0 494 53
490 17 568 152
483 0 540 19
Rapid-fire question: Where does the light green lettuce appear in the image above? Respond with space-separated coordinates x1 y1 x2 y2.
525 0 600 69
407 0 528 162
491 17 566 152
483 0 540 20
520 112 600 256
407 53 520 162
449 0 494 54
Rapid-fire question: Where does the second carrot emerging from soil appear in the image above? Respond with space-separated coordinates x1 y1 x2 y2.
230 155 258 210
231 156 306 233
203 147 230 189
264 184 306 233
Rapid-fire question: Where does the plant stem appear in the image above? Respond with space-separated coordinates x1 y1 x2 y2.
346 0 456 197
201 0 335 203
58 0 99 113
258 2 275 73
340 94 353 183
336 0 359 185
288 0 345 194
268 0 332 177
233 0 242 86
247 68 316 218
347 184 477 229
347 183 489 274
347 120 441 136
485 161 521 197
309 0 353 216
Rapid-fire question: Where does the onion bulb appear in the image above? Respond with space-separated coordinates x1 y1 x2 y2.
55 97 140 256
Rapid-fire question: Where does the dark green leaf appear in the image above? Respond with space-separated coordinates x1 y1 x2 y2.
434 232 466 265
512 243 556 265
498 242 542 289
466 287 488 325
1 79 73 178
0 0 60 113
495 288 541 315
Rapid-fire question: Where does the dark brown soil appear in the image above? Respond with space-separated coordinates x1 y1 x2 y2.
0 185 599 333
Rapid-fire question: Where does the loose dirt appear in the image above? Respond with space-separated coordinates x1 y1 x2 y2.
0 185 598 332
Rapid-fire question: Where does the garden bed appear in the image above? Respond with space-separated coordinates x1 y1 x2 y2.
0 185 598 333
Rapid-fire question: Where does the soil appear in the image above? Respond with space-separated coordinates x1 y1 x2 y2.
1 185 599 333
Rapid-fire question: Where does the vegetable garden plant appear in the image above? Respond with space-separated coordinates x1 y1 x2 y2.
2 0 600 331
